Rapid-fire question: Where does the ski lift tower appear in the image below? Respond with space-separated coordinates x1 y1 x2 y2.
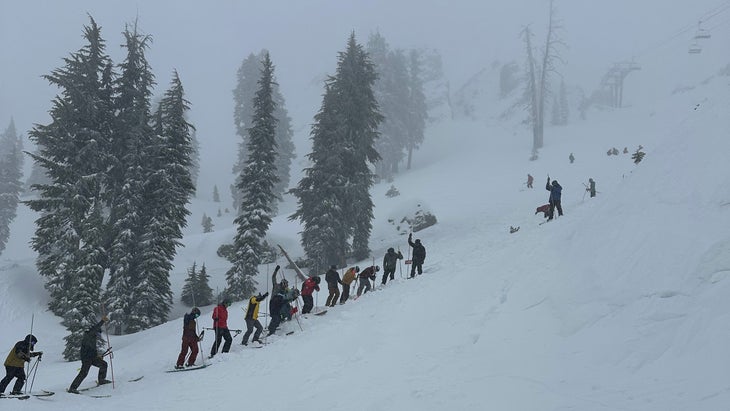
601 61 641 108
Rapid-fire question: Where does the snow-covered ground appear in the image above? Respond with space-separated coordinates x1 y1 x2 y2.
1 22 730 411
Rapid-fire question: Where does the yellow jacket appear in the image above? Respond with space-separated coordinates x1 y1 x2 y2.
342 268 358 285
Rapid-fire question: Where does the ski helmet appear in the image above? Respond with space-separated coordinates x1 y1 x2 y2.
330 264 337 270
191 307 201 317
313 276 321 284
25 334 37 345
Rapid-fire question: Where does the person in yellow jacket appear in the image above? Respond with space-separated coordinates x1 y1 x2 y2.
241 292 268 346
339 266 360 304
1 334 41 397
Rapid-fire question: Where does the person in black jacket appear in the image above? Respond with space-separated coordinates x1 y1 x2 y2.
267 287 299 336
324 265 343 307
68 317 111 394
408 233 426 278
381 248 403 285
1 334 41 396
546 177 563 220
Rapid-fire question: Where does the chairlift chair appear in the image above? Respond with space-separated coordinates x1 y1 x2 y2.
694 21 711 40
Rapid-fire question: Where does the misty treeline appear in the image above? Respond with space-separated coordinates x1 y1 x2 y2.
0 119 23 257
24 17 196 359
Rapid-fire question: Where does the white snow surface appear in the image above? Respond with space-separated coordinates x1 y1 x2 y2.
1 67 730 411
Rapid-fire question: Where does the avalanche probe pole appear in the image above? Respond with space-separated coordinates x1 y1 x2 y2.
24 313 34 393
191 291 206 366
28 354 41 394
101 305 115 389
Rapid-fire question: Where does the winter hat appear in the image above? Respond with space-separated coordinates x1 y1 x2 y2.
388 247 395 253
330 264 337 270
222 298 231 306
191 307 201 316
415 239 421 245
25 334 37 345
313 276 321 284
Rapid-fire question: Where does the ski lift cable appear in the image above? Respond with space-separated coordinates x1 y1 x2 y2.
631 1 730 59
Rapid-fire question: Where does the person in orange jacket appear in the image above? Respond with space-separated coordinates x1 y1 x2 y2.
340 266 359 304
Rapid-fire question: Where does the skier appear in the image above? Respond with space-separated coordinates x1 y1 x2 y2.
267 285 299 335
175 307 201 369
587 178 596 198
545 177 563 220
1 334 41 397
325 265 343 307
569 153 575 163
356 265 379 297
241 292 268 346
340 266 359 304
209 299 232 358
407 233 426 277
381 248 403 285
526 173 534 188
68 317 112 394
300 276 320 314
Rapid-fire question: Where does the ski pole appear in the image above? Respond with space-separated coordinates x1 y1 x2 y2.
101 305 115 389
28 355 41 394
191 289 206 366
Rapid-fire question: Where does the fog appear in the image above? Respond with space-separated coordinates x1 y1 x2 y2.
1 0 727 192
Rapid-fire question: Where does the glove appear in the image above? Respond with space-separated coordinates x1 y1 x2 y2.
408 233 412 240
262 292 269 299
276 265 280 270
31 351 43 357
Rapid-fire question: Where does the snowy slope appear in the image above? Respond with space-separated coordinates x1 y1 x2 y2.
1 62 729 411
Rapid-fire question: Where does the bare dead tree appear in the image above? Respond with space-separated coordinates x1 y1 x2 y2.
522 0 565 157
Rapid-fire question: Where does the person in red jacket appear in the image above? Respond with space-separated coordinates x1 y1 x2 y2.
209 299 232 358
175 307 201 369
300 276 321 314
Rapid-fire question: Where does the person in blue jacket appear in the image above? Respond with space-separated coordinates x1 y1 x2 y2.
546 177 563 220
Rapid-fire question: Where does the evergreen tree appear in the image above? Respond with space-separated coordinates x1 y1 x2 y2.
232 50 295 214
0 120 23 255
128 71 194 331
104 22 155 335
559 79 570 125
202 213 213 233
213 184 220 202
25 17 114 359
226 53 278 300
291 33 382 268
181 262 213 307
405 49 427 171
368 32 408 181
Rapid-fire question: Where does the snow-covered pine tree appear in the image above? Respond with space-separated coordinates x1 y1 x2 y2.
559 79 569 125
232 50 295 215
213 184 220 202
104 22 155 335
225 52 278 300
405 49 427 171
290 84 350 273
181 262 213 307
127 71 194 331
333 33 382 261
25 17 114 358
367 32 409 181
0 120 23 255
202 213 213 233
291 33 382 265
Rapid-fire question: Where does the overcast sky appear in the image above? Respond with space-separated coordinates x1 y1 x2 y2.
1 0 727 190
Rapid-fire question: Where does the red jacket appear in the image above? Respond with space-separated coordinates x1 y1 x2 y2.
212 304 228 329
301 277 320 296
